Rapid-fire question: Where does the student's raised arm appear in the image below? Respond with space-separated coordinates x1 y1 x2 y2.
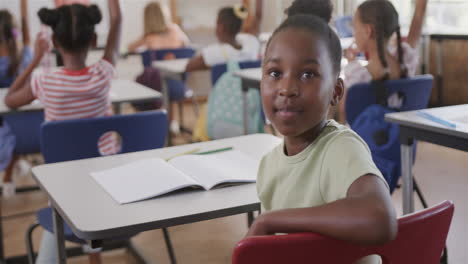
246 175 397 245
241 0 263 36
406 0 428 48
20 0 30 46
103 0 122 65
5 34 49 108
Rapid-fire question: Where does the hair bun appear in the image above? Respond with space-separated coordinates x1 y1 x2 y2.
87 5 102 25
38 8 60 28
233 4 248 20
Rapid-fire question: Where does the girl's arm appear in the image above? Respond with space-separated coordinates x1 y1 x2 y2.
5 34 49 108
185 55 208 72
127 37 145 53
102 0 122 65
20 0 30 46
247 175 398 245
241 0 263 36
406 0 428 48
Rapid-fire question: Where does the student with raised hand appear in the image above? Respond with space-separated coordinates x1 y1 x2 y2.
5 0 121 262
339 0 429 122
0 0 34 198
185 0 262 72
127 1 190 53
246 14 397 264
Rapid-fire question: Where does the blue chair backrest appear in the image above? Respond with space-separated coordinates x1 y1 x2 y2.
141 48 196 68
4 111 45 154
345 75 434 126
40 111 168 163
211 60 262 86
334 15 353 38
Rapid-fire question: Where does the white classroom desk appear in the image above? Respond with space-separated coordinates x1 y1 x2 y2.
385 105 468 214
0 79 161 115
32 133 281 264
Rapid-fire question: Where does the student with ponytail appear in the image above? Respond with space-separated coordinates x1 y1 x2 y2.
4 0 121 263
186 0 262 71
340 0 428 121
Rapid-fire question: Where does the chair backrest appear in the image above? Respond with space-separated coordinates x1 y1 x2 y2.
4 111 45 154
40 110 167 163
233 200 454 264
345 75 433 126
334 15 353 38
211 60 262 86
141 48 195 67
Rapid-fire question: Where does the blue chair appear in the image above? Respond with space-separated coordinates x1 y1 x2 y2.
345 75 433 203
25 111 177 264
140 48 198 135
211 60 262 86
3 111 44 155
334 15 353 38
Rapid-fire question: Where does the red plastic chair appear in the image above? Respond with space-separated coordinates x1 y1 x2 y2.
233 200 454 264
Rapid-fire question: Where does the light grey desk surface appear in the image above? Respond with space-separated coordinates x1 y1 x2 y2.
0 79 161 115
385 104 468 214
153 58 189 76
233 68 262 83
32 134 281 241
385 104 468 139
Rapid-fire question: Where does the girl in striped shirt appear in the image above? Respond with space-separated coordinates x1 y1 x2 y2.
5 0 122 156
5 0 121 263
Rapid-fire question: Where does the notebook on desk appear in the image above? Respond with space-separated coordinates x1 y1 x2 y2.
91 150 260 204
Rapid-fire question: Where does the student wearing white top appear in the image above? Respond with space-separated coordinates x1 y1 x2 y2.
186 0 262 71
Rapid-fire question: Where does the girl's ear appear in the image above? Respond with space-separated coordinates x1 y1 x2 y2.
331 77 344 106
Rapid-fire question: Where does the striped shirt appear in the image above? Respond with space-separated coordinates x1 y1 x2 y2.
31 59 119 155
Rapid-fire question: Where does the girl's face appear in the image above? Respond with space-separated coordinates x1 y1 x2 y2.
261 28 341 138
352 10 371 52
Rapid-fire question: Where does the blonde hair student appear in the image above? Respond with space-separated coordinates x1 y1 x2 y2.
246 14 397 264
4 0 122 263
127 1 189 52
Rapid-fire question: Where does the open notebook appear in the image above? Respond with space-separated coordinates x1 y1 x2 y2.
91 150 260 204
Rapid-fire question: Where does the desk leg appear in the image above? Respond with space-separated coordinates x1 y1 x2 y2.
161 76 172 146
241 81 249 135
436 39 444 106
401 144 414 214
53 207 67 264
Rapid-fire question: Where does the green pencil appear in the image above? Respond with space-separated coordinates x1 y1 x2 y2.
196 147 233 155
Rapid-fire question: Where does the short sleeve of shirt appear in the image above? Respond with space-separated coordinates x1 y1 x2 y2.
343 60 372 89
94 59 116 80
319 132 387 203
19 47 33 73
201 44 227 67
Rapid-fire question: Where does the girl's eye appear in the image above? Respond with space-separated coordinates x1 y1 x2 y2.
268 71 281 79
301 71 316 80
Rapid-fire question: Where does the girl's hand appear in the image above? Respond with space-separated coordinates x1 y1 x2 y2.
345 44 359 61
33 32 51 60
245 214 270 237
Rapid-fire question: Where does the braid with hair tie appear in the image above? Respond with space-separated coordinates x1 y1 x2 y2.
395 26 408 78
375 19 389 81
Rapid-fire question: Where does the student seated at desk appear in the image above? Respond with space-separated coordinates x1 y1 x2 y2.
245 15 397 264
185 0 262 72
4 0 122 263
339 0 428 122
127 1 190 54
0 0 34 197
